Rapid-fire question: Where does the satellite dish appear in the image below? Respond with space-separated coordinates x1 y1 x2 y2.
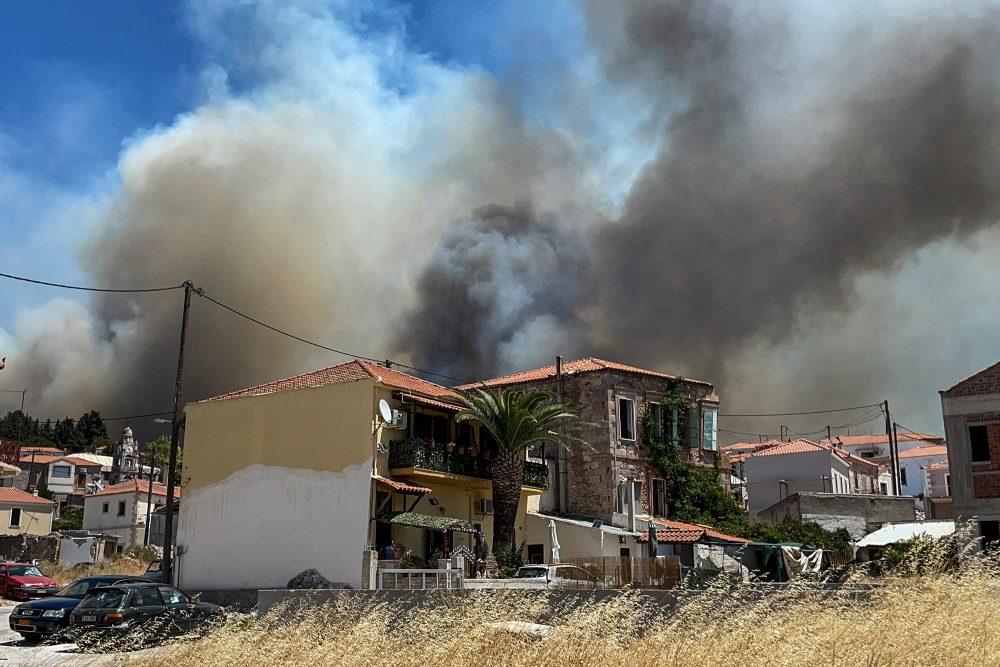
378 399 393 424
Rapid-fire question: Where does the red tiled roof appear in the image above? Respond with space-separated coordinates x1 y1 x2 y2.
925 461 950 471
91 479 179 498
398 394 460 412
747 439 824 457
18 453 63 464
636 519 748 544
0 488 54 506
60 456 102 467
826 433 941 447
898 445 949 459
373 475 432 494
723 441 779 453
19 446 65 454
208 359 455 402
459 357 712 390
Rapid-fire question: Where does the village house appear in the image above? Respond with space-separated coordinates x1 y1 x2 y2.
823 433 944 460
923 461 953 520
742 439 882 521
14 451 103 505
940 360 1000 548
895 445 949 504
82 479 176 551
177 359 548 591
0 488 55 536
462 357 721 564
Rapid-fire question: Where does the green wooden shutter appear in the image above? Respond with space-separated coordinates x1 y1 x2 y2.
687 408 698 448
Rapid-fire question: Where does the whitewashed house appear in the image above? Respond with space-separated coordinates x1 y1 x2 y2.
82 480 177 550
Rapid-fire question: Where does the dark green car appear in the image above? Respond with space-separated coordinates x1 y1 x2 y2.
68 582 224 650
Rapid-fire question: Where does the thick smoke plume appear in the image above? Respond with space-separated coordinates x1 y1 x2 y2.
5 0 1000 440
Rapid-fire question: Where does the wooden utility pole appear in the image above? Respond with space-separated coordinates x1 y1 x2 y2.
143 449 156 546
883 400 898 495
162 281 194 585
892 422 901 492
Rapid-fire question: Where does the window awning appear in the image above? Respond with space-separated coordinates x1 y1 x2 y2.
397 393 461 412
372 474 431 495
379 511 480 534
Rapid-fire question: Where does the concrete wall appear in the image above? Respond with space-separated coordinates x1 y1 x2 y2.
745 449 841 519
178 378 376 591
523 513 633 562
756 493 916 538
941 386 1000 528
0 502 53 536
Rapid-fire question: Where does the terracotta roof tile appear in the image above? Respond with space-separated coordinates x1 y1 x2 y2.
460 357 711 390
59 456 102 467
826 433 941 447
636 519 748 544
373 475 432 494
0 488 54 505
925 461 950 471
18 453 63 464
897 445 949 459
747 439 824 457
91 479 179 498
18 446 65 454
207 359 454 402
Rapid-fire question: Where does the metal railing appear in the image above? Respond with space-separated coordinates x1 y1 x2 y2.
378 568 465 590
388 439 549 489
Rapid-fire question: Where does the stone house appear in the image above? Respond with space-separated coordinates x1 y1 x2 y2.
923 461 953 520
940 360 1000 548
463 357 720 529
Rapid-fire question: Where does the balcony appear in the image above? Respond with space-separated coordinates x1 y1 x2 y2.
388 439 549 490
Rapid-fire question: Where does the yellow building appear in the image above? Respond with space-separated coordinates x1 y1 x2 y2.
178 359 547 591
0 488 55 536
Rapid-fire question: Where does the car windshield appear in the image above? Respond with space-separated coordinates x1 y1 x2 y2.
77 589 125 610
7 566 43 577
514 567 547 579
57 579 103 598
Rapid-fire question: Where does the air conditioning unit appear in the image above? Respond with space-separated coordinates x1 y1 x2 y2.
388 410 408 430
478 498 494 515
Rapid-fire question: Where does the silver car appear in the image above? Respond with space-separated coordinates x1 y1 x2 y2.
513 565 604 589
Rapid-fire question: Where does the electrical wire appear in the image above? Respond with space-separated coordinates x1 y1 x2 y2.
0 271 184 293
195 290 470 385
719 402 882 418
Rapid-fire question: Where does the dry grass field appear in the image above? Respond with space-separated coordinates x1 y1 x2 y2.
124 561 1000 667
41 559 148 587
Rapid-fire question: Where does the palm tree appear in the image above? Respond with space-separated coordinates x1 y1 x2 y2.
452 387 581 556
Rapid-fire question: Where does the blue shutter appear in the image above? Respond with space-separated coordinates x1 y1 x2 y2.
703 410 718 451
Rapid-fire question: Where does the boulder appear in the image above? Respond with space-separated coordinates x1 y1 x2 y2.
286 569 352 590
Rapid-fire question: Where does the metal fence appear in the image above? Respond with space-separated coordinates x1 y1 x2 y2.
377 568 465 590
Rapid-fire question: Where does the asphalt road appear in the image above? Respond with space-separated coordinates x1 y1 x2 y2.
0 604 166 666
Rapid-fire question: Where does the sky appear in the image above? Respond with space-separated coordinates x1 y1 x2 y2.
2 0 999 442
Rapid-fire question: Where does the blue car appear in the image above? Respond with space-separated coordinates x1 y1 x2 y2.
9 575 148 642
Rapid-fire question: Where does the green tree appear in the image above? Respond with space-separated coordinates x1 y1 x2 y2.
53 506 83 531
52 418 86 452
452 387 582 556
0 410 38 442
143 435 181 482
75 410 108 452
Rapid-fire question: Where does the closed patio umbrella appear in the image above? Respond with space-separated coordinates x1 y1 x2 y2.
648 520 659 558
549 519 560 564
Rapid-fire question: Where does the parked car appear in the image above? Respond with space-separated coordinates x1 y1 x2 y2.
138 560 162 582
9 575 149 642
68 582 224 649
513 564 605 589
0 562 59 601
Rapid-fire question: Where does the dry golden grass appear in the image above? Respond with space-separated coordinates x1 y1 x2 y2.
122 561 1000 667
41 558 148 587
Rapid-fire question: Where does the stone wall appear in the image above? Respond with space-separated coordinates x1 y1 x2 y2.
0 534 59 562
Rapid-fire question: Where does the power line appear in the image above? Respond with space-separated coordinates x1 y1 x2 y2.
195 290 470 385
0 271 184 293
719 409 886 441
6 411 173 425
719 402 882 418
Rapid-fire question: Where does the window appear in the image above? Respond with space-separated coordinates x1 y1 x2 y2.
102 503 109 514
980 520 1000 550
52 465 71 478
702 409 718 451
527 544 544 565
649 403 663 439
651 478 667 517
117 500 126 517
945 474 952 497
9 508 21 528
880 482 888 495
615 481 628 514
618 398 636 441
900 467 908 487
971 425 991 463
157 586 189 606
860 451 875 459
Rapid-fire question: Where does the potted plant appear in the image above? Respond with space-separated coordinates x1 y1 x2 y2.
446 441 456 453
400 550 422 568
392 540 404 560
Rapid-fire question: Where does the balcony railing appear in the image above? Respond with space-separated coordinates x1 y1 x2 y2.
389 439 549 489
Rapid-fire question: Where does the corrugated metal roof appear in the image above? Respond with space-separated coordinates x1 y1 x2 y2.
527 512 638 536
856 521 956 547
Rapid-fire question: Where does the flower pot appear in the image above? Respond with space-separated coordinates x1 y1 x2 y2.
393 549 403 560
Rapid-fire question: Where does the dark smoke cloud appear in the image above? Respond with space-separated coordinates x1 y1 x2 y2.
397 203 590 382
584 0 1000 389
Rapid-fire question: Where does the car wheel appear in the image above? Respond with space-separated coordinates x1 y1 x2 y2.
19 632 42 643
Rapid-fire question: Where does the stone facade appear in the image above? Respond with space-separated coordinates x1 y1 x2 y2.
479 360 719 523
